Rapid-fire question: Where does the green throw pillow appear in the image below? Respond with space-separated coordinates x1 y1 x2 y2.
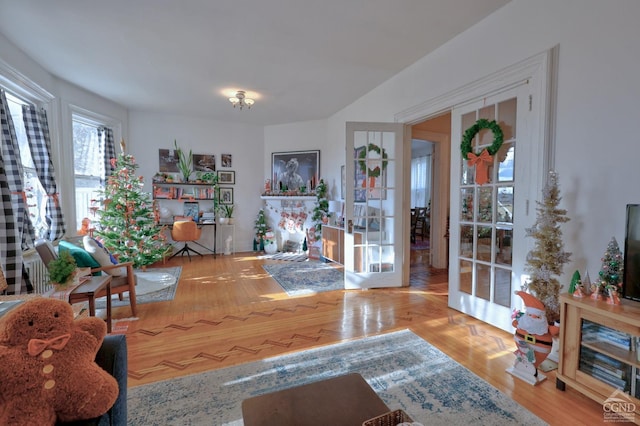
58 240 100 268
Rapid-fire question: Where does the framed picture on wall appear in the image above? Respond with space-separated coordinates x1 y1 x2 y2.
159 149 179 173
221 153 232 167
193 154 216 172
217 170 235 184
271 150 320 191
219 187 234 204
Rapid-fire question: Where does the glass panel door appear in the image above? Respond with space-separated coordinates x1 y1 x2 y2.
345 122 405 289
449 85 533 332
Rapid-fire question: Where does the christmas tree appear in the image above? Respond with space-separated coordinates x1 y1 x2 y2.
597 237 623 296
254 208 269 250
523 171 571 323
94 151 169 268
311 179 329 240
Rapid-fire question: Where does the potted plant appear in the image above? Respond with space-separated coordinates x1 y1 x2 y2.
220 204 235 224
48 250 77 290
174 139 193 182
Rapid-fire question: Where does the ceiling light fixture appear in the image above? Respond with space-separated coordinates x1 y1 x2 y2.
229 90 254 110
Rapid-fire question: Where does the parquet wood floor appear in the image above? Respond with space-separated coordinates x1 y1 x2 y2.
112 248 605 425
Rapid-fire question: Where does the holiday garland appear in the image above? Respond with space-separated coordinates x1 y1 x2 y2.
460 119 504 160
358 143 388 178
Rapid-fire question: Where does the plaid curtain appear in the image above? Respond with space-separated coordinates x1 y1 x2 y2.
0 90 28 294
98 126 116 183
23 105 65 241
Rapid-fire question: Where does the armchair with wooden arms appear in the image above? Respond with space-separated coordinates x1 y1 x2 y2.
36 239 138 317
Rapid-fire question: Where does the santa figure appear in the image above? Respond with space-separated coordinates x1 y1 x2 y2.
507 290 560 385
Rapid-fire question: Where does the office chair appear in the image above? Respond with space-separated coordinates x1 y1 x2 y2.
169 220 203 261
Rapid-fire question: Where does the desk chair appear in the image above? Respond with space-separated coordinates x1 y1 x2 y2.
169 220 203 261
35 239 138 317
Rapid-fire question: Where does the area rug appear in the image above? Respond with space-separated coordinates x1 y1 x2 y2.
262 261 343 296
258 252 308 262
95 266 181 309
127 329 545 426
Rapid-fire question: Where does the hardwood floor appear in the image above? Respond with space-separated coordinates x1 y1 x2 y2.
114 249 606 425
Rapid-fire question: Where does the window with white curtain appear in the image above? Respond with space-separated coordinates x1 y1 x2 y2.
4 92 48 238
72 116 105 228
411 154 432 208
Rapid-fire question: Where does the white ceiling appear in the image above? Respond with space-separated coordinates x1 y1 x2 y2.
0 0 510 126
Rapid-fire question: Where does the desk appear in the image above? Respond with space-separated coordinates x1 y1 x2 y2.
69 275 112 333
159 221 217 257
241 373 389 426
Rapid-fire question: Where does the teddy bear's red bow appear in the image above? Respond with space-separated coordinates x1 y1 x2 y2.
28 333 71 356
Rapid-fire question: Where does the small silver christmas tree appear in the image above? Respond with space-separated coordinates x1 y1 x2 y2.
523 171 571 323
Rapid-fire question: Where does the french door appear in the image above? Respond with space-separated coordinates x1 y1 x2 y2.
449 83 539 332
344 122 407 289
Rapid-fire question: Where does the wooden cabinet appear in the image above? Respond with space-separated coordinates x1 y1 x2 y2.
153 182 216 200
557 294 640 423
322 225 344 264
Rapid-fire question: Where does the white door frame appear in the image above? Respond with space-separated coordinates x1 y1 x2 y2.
395 48 557 330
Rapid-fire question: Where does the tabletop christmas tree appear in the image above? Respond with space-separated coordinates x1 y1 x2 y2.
596 237 623 303
523 171 571 324
94 150 169 268
254 209 269 251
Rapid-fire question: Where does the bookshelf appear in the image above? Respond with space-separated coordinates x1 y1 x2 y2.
557 293 640 423
153 182 216 200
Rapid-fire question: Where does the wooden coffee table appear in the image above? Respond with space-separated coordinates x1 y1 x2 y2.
241 373 389 426
69 275 112 333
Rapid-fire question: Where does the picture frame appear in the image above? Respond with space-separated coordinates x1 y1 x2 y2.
217 170 235 185
193 154 216 172
159 149 179 173
183 202 200 223
221 153 232 168
219 187 234 205
271 150 320 191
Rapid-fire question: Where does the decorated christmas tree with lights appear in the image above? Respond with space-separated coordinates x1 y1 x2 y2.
597 237 624 297
94 149 169 268
523 171 571 323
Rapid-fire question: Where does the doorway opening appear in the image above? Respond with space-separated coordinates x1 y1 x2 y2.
410 112 451 281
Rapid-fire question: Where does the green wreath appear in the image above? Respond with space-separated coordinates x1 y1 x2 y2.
460 119 504 160
358 143 388 178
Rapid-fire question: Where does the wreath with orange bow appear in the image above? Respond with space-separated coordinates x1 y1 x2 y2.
461 119 503 185
460 119 503 160
358 143 388 178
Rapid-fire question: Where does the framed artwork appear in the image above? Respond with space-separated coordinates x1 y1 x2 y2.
183 202 200 223
221 154 232 168
193 154 216 172
159 149 179 173
354 145 386 202
218 170 235 184
219 187 234 204
271 150 320 191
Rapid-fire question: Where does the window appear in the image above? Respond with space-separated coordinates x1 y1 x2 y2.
4 92 48 239
72 116 105 230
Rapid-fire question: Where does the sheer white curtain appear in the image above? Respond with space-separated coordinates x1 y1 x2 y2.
411 155 431 208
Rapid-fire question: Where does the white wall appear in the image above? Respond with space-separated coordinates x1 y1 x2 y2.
272 0 640 284
129 111 264 252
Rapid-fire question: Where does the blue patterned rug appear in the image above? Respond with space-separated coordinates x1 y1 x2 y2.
262 261 343 296
95 266 181 309
127 330 545 425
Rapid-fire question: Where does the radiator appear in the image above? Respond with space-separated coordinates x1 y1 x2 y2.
24 253 51 294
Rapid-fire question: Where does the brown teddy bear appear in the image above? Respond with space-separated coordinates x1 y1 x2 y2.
0 298 118 425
